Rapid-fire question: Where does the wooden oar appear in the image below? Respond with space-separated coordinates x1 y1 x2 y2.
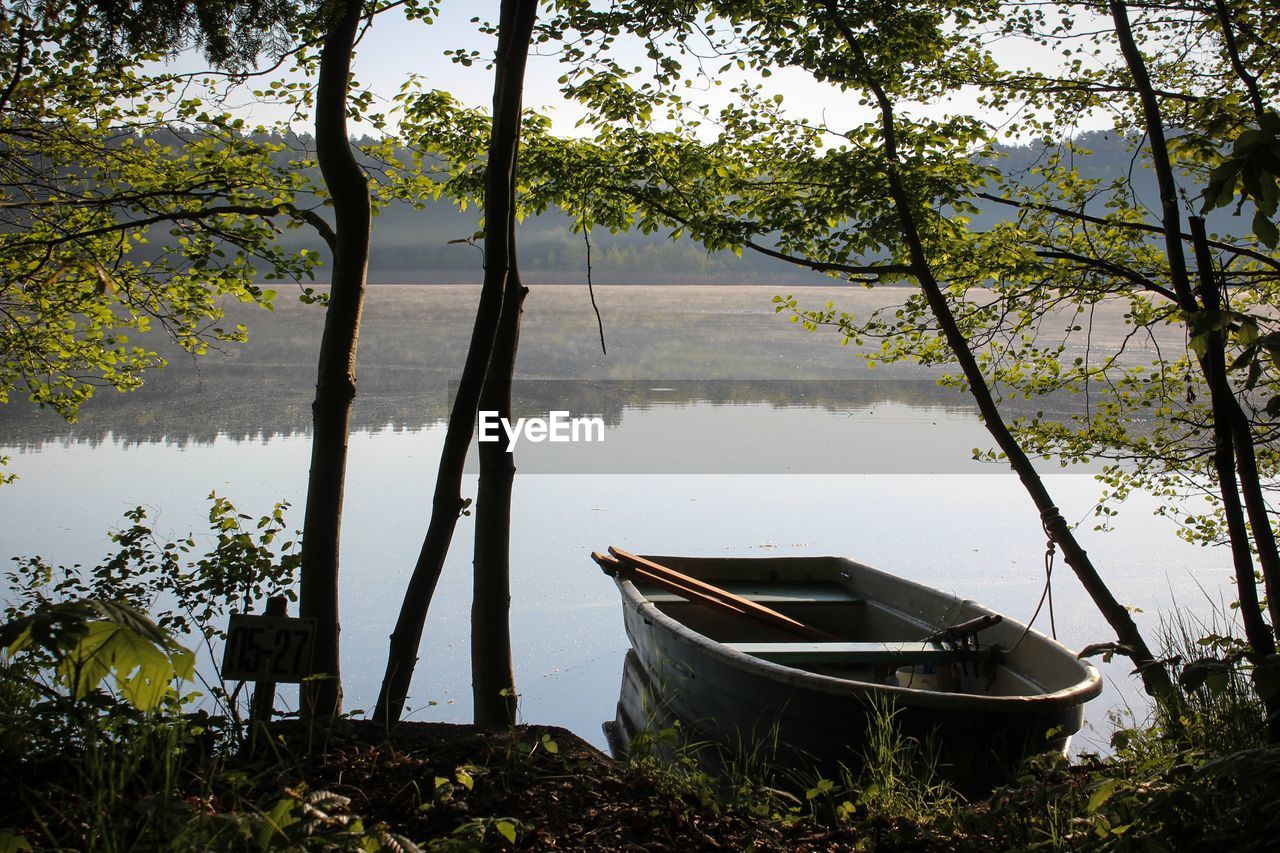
593 552 749 620
606 548 838 641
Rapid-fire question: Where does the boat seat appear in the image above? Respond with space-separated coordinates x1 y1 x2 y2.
642 582 864 606
725 641 984 665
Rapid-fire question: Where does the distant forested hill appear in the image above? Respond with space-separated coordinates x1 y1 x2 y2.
255 130 1247 285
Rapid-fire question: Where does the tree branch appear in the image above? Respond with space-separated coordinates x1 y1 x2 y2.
9 203 336 251
975 192 1280 271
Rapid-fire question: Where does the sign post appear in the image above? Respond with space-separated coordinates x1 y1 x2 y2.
221 599 315 723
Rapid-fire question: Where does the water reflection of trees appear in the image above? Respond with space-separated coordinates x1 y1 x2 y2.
0 286 1095 448
3 372 1103 450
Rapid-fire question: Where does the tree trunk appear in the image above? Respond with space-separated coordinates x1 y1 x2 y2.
374 0 538 727
819 0 1175 700
1189 218 1276 656
1109 2 1280 674
1106 0 1196 309
1210 0 1266 121
299 0 370 722
472 278 526 727
1228 396 1280 645
1190 219 1280 737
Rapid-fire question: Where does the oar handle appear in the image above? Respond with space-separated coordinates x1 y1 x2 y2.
926 614 1003 644
591 551 622 575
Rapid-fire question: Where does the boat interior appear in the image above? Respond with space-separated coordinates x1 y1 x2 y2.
636 578 1061 698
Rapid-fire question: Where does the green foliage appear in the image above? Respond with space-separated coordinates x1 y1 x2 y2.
1 493 300 775
5 495 301 648
430 764 482 802
982 732 1280 851
622 717 787 819
181 787 425 851
1 598 194 712
0 833 30 852
60 1 301 72
0 595 208 850
977 607 1276 850
1155 609 1270 753
0 497 319 850
1202 111 1280 247
0 6 327 421
423 816 520 851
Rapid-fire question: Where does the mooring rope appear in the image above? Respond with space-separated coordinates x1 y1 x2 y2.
1007 508 1060 652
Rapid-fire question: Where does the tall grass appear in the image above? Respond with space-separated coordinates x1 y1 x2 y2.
620 684 963 830
1148 606 1267 753
852 695 959 823
619 670 788 818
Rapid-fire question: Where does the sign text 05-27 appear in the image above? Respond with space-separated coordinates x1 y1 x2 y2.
221 614 316 682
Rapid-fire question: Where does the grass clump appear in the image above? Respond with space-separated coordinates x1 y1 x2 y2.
967 608 1280 851
852 696 959 825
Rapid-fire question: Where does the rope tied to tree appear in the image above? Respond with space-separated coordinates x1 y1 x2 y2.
1008 507 1061 652
1042 510 1059 640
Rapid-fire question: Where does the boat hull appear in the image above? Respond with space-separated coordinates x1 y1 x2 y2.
612 554 1102 783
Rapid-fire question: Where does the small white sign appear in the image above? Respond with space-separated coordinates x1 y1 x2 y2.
221 614 316 682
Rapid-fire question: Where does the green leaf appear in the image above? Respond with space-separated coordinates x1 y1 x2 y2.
1253 656 1280 700
495 820 517 844
1252 211 1278 248
0 833 32 853
1237 319 1261 347
3 599 197 712
1179 657 1234 695
1087 777 1123 812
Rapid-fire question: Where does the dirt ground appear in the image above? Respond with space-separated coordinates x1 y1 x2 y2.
262 720 978 851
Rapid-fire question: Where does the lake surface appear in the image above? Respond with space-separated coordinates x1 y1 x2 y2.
0 285 1237 754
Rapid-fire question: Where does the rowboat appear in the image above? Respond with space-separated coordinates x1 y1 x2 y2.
595 549 1102 783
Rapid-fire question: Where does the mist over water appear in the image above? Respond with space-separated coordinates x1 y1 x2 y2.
0 285 1231 753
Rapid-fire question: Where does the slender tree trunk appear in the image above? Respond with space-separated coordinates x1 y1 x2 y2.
1210 0 1266 121
888 170 1174 699
1228 397 1280 644
1190 218 1277 658
472 277 526 727
374 0 538 726
819 0 1175 700
1106 1 1196 308
299 0 370 722
1110 2 1280 665
1192 219 1280 738
472 75 531 723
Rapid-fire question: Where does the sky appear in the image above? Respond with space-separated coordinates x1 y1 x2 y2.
350 3 856 137
170 0 1114 143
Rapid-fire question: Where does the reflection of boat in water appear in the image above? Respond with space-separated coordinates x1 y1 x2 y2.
597 550 1102 782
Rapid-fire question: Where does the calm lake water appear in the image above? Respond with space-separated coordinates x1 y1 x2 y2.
0 285 1237 754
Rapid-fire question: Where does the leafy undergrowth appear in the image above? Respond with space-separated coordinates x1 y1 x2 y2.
248 720 924 852
8 714 1280 850
264 719 1277 852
